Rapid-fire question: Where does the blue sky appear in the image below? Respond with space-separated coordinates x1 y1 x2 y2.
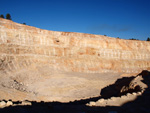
1 0 150 40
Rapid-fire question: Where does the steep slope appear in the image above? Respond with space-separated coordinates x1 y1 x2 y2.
0 18 150 74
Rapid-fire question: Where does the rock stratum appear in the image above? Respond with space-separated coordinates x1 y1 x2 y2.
0 18 150 102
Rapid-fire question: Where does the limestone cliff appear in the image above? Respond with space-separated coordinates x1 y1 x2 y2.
0 18 150 74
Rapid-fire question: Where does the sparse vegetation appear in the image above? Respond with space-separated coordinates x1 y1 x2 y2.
22 23 26 25
129 38 139 40
146 37 150 41
0 14 4 18
6 13 12 20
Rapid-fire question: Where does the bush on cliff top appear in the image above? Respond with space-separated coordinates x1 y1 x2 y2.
147 37 150 41
6 13 11 20
0 13 12 20
0 14 4 18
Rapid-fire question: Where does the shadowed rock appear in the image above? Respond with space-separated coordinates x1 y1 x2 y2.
100 75 144 98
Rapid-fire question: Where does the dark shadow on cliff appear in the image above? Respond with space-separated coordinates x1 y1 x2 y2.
100 76 142 99
0 70 150 113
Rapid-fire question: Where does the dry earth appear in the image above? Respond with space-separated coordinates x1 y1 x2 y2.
0 70 150 113
0 66 122 102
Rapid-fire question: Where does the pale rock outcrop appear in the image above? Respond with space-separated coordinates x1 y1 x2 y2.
6 101 13 106
0 101 6 107
0 18 150 74
21 100 32 105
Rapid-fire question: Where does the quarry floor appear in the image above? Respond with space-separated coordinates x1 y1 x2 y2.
1 70 149 113
0 70 123 102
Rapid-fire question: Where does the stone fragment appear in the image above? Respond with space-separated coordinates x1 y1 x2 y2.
88 101 96 106
21 101 32 105
0 101 6 107
110 97 116 100
132 92 137 95
97 98 105 103
137 92 142 95
127 93 132 97
141 89 145 93
6 101 13 106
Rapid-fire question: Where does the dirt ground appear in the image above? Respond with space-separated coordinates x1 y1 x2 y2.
0 66 122 102
0 70 150 113
1 65 150 113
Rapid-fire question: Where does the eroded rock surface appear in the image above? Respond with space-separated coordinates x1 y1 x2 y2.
0 18 150 74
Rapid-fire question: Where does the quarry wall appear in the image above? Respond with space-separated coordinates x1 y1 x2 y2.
0 18 150 73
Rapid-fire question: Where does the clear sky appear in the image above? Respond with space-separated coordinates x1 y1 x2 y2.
1 0 150 40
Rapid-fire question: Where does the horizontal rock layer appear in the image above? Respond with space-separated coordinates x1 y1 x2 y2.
0 18 150 73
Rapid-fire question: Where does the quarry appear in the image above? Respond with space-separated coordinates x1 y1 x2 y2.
0 18 150 113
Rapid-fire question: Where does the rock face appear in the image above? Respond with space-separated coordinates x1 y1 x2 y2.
0 18 150 74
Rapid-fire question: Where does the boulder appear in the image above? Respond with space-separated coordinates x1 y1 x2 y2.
97 98 105 103
88 101 96 106
6 101 13 106
0 101 6 107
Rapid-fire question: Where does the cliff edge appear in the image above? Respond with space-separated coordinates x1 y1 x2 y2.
0 18 150 74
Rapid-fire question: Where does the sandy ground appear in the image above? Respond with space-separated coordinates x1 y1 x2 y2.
0 70 149 113
0 66 122 102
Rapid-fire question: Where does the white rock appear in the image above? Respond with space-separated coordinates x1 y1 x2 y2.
97 98 105 103
132 92 137 95
110 97 116 100
127 93 132 97
6 101 13 106
89 101 96 106
86 103 89 106
106 99 112 103
0 101 6 107
141 89 145 93
137 92 142 95
21 101 32 105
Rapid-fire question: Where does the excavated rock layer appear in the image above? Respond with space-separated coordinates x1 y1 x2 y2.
0 18 150 74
